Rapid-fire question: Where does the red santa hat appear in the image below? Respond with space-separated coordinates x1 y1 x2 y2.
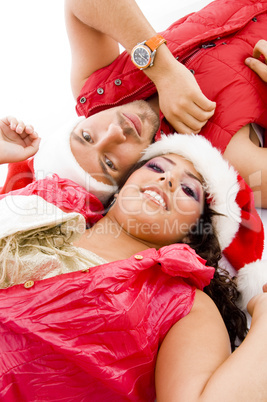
140 134 264 274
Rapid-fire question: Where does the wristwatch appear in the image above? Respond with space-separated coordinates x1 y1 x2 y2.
131 34 167 70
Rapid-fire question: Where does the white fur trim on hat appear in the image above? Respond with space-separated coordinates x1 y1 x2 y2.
237 260 267 311
34 117 118 204
140 134 241 251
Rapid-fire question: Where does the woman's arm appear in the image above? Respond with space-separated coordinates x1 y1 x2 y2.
156 289 267 402
64 0 215 134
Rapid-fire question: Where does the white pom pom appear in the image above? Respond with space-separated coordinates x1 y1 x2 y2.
237 260 267 311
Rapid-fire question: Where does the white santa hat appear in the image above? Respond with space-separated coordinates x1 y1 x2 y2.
140 134 264 279
34 117 118 204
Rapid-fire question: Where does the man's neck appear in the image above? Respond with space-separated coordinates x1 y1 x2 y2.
146 93 160 116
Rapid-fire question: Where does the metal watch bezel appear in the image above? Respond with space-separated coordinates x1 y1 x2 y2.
131 43 154 70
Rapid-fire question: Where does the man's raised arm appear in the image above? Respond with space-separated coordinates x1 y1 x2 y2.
65 0 216 134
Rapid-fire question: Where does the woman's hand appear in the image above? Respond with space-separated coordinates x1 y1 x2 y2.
0 116 41 164
245 39 267 83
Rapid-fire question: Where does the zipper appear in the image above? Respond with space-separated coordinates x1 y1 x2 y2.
201 43 216 49
180 42 217 66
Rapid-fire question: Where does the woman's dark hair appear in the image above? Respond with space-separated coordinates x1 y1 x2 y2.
186 200 248 351
109 157 248 350
106 159 148 207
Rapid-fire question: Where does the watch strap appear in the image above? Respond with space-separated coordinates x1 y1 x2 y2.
145 34 167 51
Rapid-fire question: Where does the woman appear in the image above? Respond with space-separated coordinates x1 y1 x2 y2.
0 133 266 401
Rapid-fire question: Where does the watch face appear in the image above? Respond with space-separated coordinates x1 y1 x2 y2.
132 45 151 68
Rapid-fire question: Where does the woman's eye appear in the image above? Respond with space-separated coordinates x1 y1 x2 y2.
146 162 164 173
82 131 93 142
181 184 199 201
105 156 115 170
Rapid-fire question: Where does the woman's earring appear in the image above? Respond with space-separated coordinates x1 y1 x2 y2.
109 198 116 208
109 193 118 208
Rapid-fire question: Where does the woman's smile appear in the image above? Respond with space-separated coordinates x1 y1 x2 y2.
142 187 168 210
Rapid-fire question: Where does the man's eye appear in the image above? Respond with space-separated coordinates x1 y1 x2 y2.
105 156 115 170
82 131 93 142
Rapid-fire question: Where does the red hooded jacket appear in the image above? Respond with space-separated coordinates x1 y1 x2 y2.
77 0 267 151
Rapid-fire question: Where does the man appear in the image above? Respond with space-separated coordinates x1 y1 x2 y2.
0 0 216 204
65 0 267 207
0 103 159 204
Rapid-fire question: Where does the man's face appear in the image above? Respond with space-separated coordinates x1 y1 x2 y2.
70 100 159 186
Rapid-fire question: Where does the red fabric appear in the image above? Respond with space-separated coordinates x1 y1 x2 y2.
0 244 214 401
76 0 267 151
0 169 104 227
0 159 35 194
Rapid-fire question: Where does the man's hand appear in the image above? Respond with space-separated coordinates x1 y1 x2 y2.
245 39 267 83
0 116 41 164
158 57 216 134
144 45 216 134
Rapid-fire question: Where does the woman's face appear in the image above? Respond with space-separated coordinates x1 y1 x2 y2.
110 154 206 247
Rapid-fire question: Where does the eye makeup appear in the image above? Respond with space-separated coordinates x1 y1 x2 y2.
144 156 175 174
